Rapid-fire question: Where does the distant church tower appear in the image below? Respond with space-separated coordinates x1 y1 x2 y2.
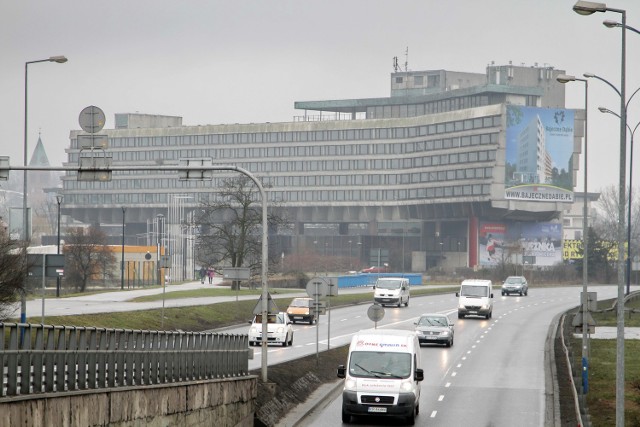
28 133 63 243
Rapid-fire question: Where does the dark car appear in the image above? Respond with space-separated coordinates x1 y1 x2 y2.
501 276 528 296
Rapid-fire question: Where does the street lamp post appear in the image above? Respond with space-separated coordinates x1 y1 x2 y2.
21 55 67 323
599 107 640 296
573 2 627 424
121 207 125 290
55 195 63 297
556 73 590 396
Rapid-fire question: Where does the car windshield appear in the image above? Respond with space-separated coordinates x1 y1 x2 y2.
349 351 411 379
254 313 284 324
460 284 489 297
417 316 448 327
505 277 524 284
289 299 309 307
376 280 403 290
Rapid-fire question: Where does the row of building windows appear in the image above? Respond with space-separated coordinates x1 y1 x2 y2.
367 96 492 119
64 164 493 192
72 116 501 150
71 132 499 164
69 148 497 176
63 183 492 206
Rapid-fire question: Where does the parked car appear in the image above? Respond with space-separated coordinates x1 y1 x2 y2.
414 313 454 347
501 276 528 296
361 265 389 273
286 297 316 324
248 312 294 347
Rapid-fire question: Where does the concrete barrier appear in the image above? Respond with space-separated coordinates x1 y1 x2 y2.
2 376 257 427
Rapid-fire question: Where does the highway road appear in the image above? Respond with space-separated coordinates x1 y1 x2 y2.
222 285 620 426
19 279 623 426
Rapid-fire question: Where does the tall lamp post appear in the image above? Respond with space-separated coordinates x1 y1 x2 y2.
572 2 627 424
55 195 63 297
556 73 590 396
599 106 640 296
21 55 67 324
121 207 126 290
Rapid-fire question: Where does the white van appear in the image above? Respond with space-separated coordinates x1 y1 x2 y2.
456 279 493 319
337 329 423 425
373 277 410 307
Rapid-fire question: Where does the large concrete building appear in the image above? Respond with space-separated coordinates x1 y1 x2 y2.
60 62 584 274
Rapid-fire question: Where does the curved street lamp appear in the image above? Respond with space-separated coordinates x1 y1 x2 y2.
21 55 68 329
556 73 590 398
572 2 627 424
598 106 640 296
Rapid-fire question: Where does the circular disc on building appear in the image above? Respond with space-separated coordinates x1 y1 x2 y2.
79 106 106 134
367 304 385 322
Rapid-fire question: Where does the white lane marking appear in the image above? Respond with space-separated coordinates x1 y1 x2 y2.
430 411 438 418
438 395 444 401
445 382 451 388
456 363 462 368
451 372 457 377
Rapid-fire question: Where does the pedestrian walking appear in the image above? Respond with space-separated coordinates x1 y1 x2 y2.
208 268 215 284
199 267 206 284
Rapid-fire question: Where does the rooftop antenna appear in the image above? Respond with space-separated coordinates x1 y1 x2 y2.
404 47 409 72
393 56 400 72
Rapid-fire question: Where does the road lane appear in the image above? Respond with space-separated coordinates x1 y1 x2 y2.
303 285 620 426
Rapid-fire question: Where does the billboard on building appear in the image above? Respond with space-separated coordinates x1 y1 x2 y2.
479 220 562 267
505 106 575 202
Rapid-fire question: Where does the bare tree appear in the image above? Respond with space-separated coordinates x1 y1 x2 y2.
0 227 28 320
195 177 290 288
592 184 640 248
63 225 116 292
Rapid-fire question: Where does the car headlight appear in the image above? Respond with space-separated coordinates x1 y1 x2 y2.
458 303 465 309
400 380 414 392
441 330 450 336
250 327 258 334
276 327 285 334
344 378 357 391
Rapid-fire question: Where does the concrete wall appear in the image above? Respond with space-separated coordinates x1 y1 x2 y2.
2 376 257 427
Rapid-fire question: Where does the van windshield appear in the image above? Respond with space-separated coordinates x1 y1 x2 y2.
289 299 310 307
375 280 403 290
349 351 411 379
460 285 489 297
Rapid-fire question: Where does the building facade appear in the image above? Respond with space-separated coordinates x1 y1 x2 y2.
60 63 584 273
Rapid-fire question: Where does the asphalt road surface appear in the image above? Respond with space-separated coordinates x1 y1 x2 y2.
288 285 620 427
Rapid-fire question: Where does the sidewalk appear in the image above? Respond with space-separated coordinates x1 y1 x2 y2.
20 279 379 318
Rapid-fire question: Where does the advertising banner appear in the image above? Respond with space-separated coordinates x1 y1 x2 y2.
505 106 575 202
479 220 562 267
563 239 621 261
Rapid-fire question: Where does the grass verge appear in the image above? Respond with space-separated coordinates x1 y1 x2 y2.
566 296 640 425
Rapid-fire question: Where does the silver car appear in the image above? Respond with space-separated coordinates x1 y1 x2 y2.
414 313 454 347
501 276 528 296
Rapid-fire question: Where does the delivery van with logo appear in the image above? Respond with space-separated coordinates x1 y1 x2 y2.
456 279 493 319
373 277 410 307
337 329 423 425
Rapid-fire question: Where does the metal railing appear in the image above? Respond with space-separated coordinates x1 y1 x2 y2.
1 323 250 398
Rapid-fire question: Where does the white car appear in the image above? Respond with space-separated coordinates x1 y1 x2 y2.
248 312 294 347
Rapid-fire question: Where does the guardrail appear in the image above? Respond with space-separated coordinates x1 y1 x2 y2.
1 323 250 398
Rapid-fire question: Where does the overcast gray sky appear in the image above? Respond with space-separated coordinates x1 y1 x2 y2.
1 0 638 192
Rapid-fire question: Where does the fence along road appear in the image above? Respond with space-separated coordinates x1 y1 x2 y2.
1 322 250 398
